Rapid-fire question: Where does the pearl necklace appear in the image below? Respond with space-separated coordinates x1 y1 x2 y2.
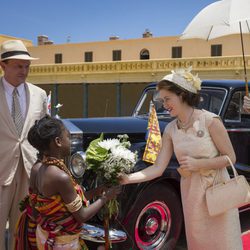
177 108 194 130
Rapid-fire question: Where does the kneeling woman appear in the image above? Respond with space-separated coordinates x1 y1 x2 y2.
15 116 120 250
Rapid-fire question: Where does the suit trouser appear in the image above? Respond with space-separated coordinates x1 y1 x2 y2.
0 158 29 250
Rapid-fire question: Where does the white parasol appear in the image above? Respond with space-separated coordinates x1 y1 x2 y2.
181 0 250 95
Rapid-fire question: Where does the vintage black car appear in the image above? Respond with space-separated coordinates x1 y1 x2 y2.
63 80 250 250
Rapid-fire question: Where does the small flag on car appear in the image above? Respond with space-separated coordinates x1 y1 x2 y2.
47 91 52 115
142 102 162 164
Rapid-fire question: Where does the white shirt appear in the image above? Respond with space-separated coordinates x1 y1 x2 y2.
2 77 27 119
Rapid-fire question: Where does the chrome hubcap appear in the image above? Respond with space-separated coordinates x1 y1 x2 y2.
135 201 171 249
145 217 159 235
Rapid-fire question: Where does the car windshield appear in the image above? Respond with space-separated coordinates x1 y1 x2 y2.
133 87 227 117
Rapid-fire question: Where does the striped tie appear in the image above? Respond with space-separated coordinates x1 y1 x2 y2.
11 88 24 137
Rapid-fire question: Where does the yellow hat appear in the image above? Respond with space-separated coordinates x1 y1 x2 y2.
161 67 201 94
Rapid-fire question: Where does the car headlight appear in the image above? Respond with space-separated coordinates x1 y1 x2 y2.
70 133 83 153
69 151 87 178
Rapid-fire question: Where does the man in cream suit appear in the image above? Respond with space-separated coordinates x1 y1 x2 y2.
0 40 47 249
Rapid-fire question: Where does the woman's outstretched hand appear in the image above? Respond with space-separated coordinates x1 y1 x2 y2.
101 185 122 202
118 173 129 185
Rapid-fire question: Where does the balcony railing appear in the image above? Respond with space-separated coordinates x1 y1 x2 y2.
1 56 249 84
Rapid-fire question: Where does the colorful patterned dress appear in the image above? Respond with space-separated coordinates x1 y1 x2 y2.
14 189 39 250
15 161 89 250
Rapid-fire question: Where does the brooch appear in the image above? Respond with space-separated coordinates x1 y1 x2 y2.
197 130 204 137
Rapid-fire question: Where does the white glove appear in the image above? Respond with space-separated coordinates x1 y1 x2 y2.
243 96 250 113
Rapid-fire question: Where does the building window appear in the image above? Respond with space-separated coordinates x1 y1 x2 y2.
113 50 122 61
140 49 150 60
55 53 62 63
172 46 182 58
211 44 222 56
84 51 93 62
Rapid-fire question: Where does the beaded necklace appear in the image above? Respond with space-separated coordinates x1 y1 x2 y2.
177 108 194 130
42 157 76 185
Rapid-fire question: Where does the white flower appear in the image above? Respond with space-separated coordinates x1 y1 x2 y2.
98 138 120 150
87 134 137 183
111 146 137 163
86 133 137 218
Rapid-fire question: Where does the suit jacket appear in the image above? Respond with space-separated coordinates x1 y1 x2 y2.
0 78 47 185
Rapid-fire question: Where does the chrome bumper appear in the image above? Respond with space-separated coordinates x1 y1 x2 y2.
80 223 127 243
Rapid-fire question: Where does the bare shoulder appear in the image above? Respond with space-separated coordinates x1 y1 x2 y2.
41 165 73 196
31 162 41 175
30 161 42 190
46 165 71 184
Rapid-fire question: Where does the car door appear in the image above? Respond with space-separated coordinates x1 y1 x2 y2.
223 89 250 180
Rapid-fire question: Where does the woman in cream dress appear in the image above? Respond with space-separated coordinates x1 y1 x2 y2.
121 68 242 250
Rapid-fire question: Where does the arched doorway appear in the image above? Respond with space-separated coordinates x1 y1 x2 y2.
140 49 150 60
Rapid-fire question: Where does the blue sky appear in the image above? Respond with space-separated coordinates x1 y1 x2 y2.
2 0 215 45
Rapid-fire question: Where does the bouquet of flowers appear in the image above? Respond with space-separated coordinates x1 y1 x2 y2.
86 133 137 217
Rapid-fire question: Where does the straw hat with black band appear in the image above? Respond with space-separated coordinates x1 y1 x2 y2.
0 40 38 61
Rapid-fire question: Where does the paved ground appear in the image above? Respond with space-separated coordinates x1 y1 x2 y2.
175 210 250 250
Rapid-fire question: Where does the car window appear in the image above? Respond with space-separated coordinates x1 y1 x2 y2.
134 88 169 116
134 87 226 117
134 88 154 116
224 90 250 122
224 91 242 122
198 88 226 115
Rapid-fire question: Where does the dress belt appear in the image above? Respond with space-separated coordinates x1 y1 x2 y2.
177 167 216 178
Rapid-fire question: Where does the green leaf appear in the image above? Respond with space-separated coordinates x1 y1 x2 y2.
86 133 108 168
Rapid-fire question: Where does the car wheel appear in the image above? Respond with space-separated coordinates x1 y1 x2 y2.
120 183 183 250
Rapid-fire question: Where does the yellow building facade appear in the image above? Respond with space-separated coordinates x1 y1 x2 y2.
0 34 249 118
0 34 33 47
